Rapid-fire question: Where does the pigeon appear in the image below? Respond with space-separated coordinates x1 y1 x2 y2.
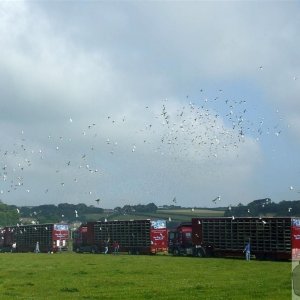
212 196 221 204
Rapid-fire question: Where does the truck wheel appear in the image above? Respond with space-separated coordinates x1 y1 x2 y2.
196 249 204 257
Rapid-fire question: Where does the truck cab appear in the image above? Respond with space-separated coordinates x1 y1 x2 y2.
73 224 99 253
168 222 193 255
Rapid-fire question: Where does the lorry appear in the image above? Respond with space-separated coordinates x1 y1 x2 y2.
0 223 69 253
168 217 300 260
73 219 168 254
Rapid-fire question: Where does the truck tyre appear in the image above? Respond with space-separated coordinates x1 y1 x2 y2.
196 248 204 257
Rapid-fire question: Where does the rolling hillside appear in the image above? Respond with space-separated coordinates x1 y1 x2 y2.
83 208 225 228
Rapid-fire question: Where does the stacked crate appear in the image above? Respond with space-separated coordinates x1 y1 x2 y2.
198 217 291 258
93 220 151 253
12 224 53 252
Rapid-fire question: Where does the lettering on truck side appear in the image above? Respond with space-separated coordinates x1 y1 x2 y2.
153 233 165 241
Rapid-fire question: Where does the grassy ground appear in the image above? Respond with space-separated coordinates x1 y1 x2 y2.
157 209 224 215
0 252 291 300
84 208 225 223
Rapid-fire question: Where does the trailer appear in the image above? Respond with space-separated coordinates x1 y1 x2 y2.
0 227 11 252
168 217 300 260
0 223 69 253
73 219 168 255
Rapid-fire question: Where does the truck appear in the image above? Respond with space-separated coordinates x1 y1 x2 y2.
73 219 168 255
0 223 69 253
168 217 300 260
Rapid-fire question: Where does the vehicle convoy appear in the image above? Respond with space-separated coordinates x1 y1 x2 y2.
168 217 300 260
0 223 69 253
73 219 168 254
1 216 300 260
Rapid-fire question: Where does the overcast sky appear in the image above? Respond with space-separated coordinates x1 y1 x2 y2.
0 1 299 209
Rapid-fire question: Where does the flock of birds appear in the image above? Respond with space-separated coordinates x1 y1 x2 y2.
0 88 298 219
137 94 284 162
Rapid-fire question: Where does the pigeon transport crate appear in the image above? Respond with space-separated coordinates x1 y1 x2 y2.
1 223 69 253
73 219 168 254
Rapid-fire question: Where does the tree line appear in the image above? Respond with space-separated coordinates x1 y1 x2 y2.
0 201 158 226
224 198 300 217
1 198 300 227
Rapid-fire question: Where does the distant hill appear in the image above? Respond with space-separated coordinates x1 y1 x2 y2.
224 198 300 218
0 201 19 226
1 198 300 227
18 203 104 224
95 207 225 228
0 201 224 226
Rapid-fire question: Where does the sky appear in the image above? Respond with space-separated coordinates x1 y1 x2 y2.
0 1 299 209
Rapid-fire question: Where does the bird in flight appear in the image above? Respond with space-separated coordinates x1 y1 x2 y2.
212 196 221 204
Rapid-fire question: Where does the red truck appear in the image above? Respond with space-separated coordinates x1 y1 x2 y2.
169 217 300 260
73 219 168 254
0 223 69 253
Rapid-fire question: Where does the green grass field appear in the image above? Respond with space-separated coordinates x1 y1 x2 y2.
85 208 224 222
84 208 225 223
157 208 224 215
0 252 291 299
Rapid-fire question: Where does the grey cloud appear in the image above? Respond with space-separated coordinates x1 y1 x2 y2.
0 2 299 208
